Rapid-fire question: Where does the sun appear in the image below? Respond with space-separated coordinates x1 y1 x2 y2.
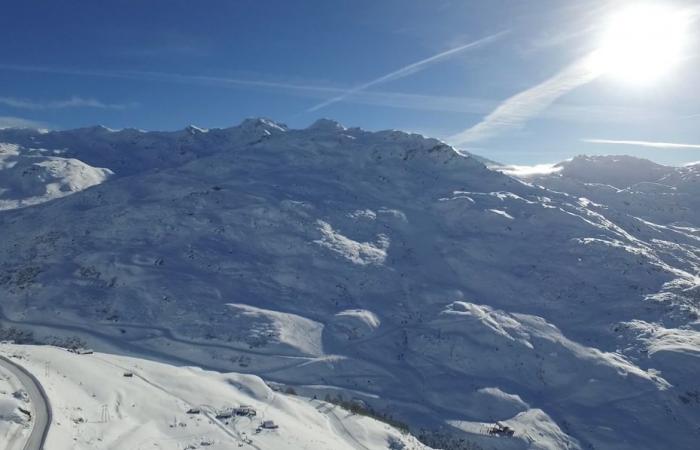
588 3 691 85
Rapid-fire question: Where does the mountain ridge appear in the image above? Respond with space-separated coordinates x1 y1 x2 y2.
0 120 698 449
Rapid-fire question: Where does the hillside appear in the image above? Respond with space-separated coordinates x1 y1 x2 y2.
0 343 427 450
0 120 698 449
0 142 112 211
551 155 675 188
523 154 700 228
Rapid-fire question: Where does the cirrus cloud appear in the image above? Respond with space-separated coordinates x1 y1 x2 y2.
584 138 700 150
306 31 509 113
0 96 137 110
0 116 47 129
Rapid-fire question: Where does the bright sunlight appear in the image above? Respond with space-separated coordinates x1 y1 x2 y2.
589 3 691 84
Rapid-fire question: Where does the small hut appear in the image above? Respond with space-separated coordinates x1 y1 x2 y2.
261 420 278 429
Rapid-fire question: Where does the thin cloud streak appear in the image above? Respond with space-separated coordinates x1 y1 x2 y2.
306 31 509 112
0 96 135 110
323 89 671 125
449 57 600 145
0 62 675 126
449 4 700 146
0 116 47 129
0 63 340 95
584 139 700 149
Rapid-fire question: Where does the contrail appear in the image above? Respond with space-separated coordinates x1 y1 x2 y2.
450 5 700 147
306 31 508 113
584 139 700 149
0 63 674 125
449 55 601 145
0 63 340 94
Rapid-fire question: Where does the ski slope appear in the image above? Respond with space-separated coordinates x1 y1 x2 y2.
0 344 428 450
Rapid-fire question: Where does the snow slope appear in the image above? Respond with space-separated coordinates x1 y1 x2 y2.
0 360 30 450
551 155 674 188
0 119 288 211
0 120 698 449
0 143 112 211
0 119 285 178
0 343 428 450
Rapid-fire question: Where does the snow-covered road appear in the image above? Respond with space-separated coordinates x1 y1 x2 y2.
0 355 51 450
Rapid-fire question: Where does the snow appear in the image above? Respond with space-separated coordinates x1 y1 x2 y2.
225 303 325 357
0 120 699 449
308 118 347 132
349 209 378 220
328 310 381 341
0 143 112 210
545 154 674 188
488 209 514 219
185 124 209 134
0 344 429 450
314 220 390 266
0 363 29 449
448 408 580 450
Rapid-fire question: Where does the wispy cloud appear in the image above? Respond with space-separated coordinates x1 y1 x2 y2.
0 96 136 110
449 57 600 145
305 89 670 125
449 4 700 146
0 116 47 129
518 0 610 54
496 163 563 177
306 31 508 112
0 63 341 96
0 62 676 127
584 139 700 150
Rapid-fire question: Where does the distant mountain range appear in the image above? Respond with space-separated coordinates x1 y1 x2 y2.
0 120 698 450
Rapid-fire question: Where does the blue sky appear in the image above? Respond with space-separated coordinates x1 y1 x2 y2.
0 0 698 165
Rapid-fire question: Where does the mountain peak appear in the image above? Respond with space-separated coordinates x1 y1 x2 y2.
237 117 287 132
555 154 673 188
184 124 208 135
0 118 699 450
80 124 116 133
564 154 663 167
307 118 346 132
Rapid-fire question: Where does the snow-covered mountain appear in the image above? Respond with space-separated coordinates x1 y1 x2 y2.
0 120 698 450
521 154 700 227
0 344 427 450
550 155 675 188
0 143 112 211
0 119 285 178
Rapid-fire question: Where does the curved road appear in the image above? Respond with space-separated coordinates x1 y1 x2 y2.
0 355 51 450
0 308 311 372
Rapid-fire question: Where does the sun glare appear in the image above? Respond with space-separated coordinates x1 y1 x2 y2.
589 3 691 85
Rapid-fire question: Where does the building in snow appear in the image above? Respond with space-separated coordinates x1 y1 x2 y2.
215 409 234 419
235 405 256 416
261 420 278 429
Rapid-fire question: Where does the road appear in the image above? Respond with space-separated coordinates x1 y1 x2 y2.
0 355 52 450
0 307 311 375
